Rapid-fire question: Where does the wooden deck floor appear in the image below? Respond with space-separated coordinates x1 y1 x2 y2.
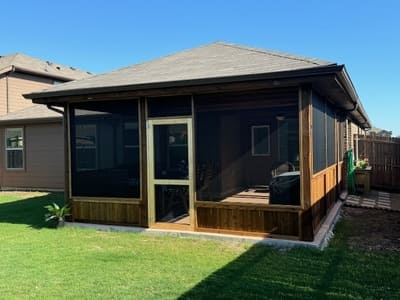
220 189 269 204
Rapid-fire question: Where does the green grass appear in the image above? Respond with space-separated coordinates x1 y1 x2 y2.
0 192 399 299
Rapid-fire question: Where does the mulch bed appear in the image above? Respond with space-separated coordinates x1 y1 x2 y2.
342 205 400 252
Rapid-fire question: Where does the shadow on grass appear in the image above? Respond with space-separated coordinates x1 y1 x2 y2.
0 192 64 229
179 221 400 299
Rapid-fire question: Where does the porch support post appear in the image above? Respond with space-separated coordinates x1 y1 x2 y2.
64 103 73 219
139 97 148 227
299 85 314 241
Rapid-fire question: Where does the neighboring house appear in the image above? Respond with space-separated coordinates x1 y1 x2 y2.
368 126 392 137
26 42 371 241
0 53 91 190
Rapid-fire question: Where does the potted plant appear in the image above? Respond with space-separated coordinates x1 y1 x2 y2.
44 203 71 228
354 157 372 195
356 157 369 170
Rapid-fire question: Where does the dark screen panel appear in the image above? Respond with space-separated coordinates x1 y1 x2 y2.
312 93 326 173
70 100 140 198
147 96 192 117
338 116 345 161
278 118 299 168
326 103 336 166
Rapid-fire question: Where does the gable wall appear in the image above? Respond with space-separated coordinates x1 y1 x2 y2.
0 75 7 115
6 72 54 114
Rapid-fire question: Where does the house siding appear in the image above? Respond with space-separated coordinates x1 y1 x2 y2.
0 75 7 115
6 72 54 114
0 122 64 190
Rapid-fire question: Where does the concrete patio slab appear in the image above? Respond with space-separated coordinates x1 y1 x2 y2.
345 190 400 211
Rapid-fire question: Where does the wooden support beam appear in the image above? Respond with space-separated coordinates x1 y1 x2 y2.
63 104 71 208
299 85 314 241
299 85 313 210
139 97 148 227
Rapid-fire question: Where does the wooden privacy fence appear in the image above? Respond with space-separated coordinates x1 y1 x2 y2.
356 134 400 191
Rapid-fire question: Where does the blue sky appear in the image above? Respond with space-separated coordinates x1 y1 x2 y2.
2 0 399 135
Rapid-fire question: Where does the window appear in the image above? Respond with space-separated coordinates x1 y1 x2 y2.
70 100 140 198
252 125 270 156
5 128 24 169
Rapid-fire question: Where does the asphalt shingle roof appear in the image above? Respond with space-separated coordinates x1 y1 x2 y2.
0 105 62 123
30 42 335 95
0 53 92 80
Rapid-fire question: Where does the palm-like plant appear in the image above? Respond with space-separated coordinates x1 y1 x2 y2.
44 203 71 226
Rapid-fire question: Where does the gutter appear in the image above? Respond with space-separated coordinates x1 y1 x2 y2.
335 67 371 128
13 66 78 82
24 65 344 100
0 116 61 126
46 105 64 116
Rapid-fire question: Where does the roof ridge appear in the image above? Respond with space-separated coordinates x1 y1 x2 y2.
215 41 330 66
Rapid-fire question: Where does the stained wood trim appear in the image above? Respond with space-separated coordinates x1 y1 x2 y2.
195 201 301 212
72 197 141 203
299 85 312 211
152 179 189 185
195 227 299 240
72 198 142 205
64 103 74 206
191 95 198 230
139 97 148 226
146 117 194 227
312 163 337 179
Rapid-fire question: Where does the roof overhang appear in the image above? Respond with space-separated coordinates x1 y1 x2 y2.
0 116 62 126
0 64 75 81
25 64 371 128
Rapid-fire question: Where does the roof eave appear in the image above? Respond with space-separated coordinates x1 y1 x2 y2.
335 66 371 129
0 116 62 126
12 66 79 82
0 66 14 76
25 65 342 100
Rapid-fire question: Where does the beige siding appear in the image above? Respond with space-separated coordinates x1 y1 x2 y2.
0 75 7 115
0 122 64 190
7 72 54 113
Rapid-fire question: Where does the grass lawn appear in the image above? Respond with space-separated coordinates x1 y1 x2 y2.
0 192 399 299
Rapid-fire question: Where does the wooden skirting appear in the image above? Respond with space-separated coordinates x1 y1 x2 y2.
300 164 339 240
195 202 300 237
72 199 142 226
311 164 337 206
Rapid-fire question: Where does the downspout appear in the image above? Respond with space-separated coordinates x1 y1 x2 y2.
46 105 64 116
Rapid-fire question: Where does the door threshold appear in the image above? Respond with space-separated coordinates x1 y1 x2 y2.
150 222 193 231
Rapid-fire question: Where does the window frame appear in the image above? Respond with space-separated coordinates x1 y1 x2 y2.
5 127 25 170
251 125 271 156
